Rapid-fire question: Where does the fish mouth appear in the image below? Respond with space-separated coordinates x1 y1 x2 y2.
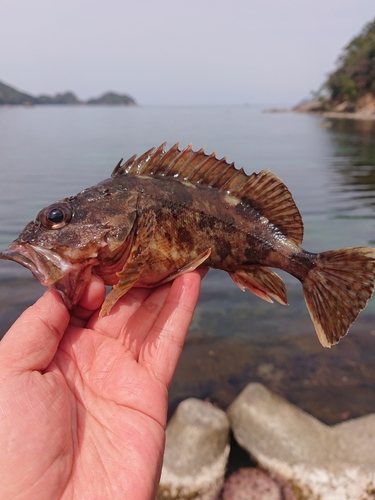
0 243 93 309
0 243 66 285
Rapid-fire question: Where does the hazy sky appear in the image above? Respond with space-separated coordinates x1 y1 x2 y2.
2 0 375 105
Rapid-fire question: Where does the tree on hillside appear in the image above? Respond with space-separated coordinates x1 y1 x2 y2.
324 19 375 102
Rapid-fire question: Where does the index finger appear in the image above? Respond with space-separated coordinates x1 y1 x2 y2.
139 269 203 387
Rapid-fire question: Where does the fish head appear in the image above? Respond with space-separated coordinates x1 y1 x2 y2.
0 182 138 308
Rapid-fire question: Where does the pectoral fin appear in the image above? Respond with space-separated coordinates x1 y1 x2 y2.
230 266 288 305
155 248 212 286
99 212 156 317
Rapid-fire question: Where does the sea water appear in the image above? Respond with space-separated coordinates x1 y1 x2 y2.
1 105 375 423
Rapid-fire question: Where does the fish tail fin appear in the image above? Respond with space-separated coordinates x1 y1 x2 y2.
302 247 375 347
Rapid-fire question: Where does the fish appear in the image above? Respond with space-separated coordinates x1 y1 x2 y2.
1 142 375 347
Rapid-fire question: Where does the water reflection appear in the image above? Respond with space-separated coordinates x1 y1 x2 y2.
324 118 375 219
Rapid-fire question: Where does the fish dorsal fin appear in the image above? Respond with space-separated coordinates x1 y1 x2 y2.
112 143 303 245
233 169 304 245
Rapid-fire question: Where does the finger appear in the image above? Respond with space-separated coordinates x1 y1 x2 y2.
140 270 202 386
0 289 69 374
195 266 209 280
69 275 106 327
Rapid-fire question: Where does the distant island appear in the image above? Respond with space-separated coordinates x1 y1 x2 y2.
294 18 375 119
0 80 136 106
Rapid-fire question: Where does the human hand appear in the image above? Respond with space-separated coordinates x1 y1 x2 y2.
0 271 204 500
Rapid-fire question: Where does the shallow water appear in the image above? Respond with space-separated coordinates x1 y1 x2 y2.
1 106 375 423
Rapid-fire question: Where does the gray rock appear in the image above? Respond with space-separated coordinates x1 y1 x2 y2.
158 398 230 500
227 383 375 500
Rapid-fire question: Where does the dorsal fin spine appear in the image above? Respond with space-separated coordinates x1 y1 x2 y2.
143 144 166 175
220 165 244 192
162 148 188 177
207 159 230 187
157 143 181 176
226 169 248 193
112 158 124 176
179 158 199 179
112 143 304 245
171 145 195 177
184 148 208 180
152 143 179 176
111 154 136 177
125 155 137 171
177 147 209 179
197 155 223 184
185 152 213 181
192 154 219 182
132 147 157 175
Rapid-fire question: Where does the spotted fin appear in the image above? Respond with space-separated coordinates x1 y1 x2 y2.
99 212 156 317
230 266 288 305
112 143 303 245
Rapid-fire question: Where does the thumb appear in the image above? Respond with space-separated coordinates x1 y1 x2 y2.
0 289 69 374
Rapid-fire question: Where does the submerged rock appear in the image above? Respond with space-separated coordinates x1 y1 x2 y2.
158 398 230 500
227 383 375 500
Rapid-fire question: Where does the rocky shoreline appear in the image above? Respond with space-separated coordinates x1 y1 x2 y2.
158 384 375 500
292 93 375 121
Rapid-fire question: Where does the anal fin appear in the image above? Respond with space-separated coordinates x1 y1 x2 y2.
230 266 288 305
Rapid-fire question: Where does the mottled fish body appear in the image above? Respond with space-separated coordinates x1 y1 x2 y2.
2 143 375 347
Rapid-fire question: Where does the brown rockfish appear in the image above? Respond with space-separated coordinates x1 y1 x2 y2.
1 143 375 347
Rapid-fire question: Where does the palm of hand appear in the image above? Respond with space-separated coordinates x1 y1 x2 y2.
0 273 201 500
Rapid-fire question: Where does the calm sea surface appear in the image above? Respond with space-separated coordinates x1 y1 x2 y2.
1 105 375 423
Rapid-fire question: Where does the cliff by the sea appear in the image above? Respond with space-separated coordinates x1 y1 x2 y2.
294 18 375 121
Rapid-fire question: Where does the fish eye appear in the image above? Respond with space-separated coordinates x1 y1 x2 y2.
39 203 72 229
48 208 64 223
